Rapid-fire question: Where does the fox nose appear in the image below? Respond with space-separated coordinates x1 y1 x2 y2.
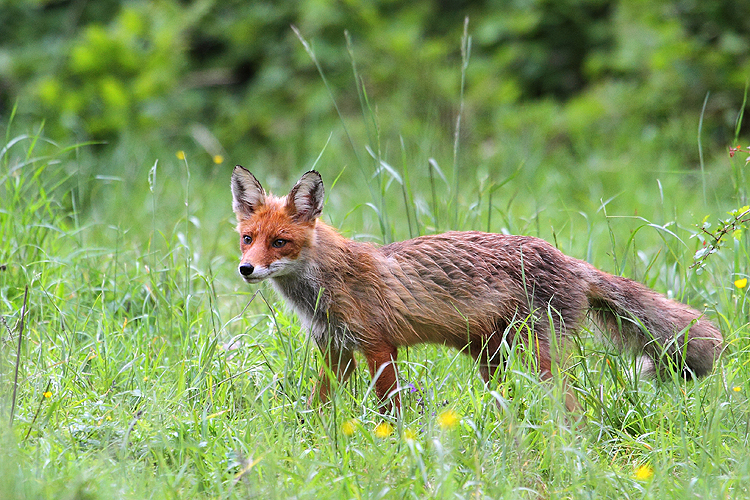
238 263 255 277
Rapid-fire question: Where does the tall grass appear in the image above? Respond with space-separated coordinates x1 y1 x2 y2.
1 59 749 500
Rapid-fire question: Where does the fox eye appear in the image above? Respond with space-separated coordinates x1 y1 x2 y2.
242 235 252 245
271 238 287 248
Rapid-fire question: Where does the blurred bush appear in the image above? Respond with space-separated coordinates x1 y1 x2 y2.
0 0 748 170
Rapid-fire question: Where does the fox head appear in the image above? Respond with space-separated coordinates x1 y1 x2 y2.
231 166 324 283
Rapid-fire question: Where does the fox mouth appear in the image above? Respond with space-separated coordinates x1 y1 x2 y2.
241 275 265 284
239 267 281 283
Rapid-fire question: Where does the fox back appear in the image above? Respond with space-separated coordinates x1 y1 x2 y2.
231 166 723 412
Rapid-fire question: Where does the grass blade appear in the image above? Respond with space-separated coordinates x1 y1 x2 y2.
9 285 28 427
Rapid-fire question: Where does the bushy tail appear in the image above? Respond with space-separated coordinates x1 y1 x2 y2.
585 268 722 378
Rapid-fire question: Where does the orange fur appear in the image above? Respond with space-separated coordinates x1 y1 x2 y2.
231 167 723 414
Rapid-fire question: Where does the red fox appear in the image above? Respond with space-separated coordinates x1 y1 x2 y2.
231 166 722 413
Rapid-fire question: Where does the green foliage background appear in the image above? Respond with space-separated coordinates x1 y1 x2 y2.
2 0 750 169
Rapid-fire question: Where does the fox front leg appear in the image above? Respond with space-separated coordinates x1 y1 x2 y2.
363 344 401 414
310 348 356 407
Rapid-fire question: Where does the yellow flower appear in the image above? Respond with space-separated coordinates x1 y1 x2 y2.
735 278 748 289
43 391 52 399
341 419 358 437
634 464 654 481
437 409 460 430
403 428 417 442
176 150 185 160
374 422 393 438
733 386 741 392
213 154 224 164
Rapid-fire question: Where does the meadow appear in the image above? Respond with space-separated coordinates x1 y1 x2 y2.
2 55 750 499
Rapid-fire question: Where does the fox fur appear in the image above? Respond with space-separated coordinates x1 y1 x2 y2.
231 166 722 412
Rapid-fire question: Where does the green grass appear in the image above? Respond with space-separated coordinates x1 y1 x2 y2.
1 85 750 499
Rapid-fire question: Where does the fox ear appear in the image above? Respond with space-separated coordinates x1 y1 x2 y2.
286 170 324 222
231 165 266 219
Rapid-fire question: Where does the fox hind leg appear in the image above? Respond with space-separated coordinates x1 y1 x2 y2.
473 324 582 415
363 343 400 414
470 329 508 386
